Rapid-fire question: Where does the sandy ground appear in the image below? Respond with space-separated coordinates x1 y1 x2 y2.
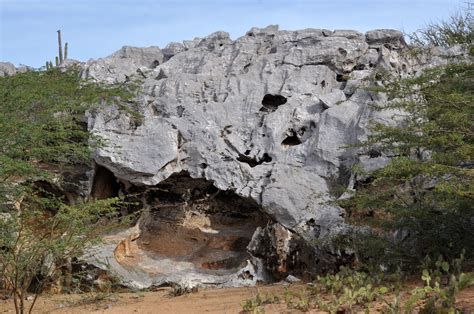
1 283 473 314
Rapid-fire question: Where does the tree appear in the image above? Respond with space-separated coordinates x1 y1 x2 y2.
0 67 134 314
340 52 474 270
407 8 473 47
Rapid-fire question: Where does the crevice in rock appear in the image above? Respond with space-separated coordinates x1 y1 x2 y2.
336 73 349 82
176 105 185 117
259 94 287 112
281 129 302 146
155 69 167 81
354 176 375 190
336 73 349 90
237 153 272 167
90 165 120 200
368 149 382 158
327 164 352 198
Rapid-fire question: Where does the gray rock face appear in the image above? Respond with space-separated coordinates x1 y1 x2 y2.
366 29 406 49
82 46 163 83
82 25 462 288
0 62 16 76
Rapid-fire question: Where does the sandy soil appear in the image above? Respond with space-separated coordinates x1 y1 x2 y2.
1 283 473 314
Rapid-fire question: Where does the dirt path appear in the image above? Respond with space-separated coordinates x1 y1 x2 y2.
1 284 473 313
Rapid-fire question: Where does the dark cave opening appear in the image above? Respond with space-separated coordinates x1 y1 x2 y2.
336 74 349 82
90 165 120 200
237 153 273 167
281 129 302 146
368 149 382 158
259 94 287 112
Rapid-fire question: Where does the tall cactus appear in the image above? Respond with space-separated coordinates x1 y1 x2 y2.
57 30 63 64
45 30 68 70
46 61 54 70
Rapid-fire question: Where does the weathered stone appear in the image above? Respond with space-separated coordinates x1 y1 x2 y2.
162 42 185 61
247 223 348 280
78 25 465 289
0 62 16 76
332 29 364 40
83 46 163 83
365 29 406 49
319 90 347 109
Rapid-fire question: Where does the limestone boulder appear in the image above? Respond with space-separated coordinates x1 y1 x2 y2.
81 25 463 288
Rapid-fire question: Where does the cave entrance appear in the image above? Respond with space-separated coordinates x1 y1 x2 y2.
126 172 269 275
90 165 120 200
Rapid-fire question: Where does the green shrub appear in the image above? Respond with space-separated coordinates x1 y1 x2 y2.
340 59 474 271
407 10 473 47
403 253 474 313
0 67 136 314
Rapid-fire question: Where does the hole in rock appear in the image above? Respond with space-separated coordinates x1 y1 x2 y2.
281 130 302 146
176 105 185 117
237 153 272 167
90 165 120 200
336 74 349 82
261 153 272 163
368 149 382 158
130 172 269 274
338 48 348 57
259 94 287 112
354 176 375 190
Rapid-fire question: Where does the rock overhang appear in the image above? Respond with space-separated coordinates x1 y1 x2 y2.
80 24 466 287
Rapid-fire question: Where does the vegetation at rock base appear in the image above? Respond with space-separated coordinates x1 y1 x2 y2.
0 67 136 314
241 260 474 313
338 59 474 271
333 11 474 314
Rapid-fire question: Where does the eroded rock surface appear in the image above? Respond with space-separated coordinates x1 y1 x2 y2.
82 25 465 288
0 62 17 76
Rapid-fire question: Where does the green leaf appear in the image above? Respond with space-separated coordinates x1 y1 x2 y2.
441 261 450 273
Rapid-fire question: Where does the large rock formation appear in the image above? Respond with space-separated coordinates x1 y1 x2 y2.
80 25 464 288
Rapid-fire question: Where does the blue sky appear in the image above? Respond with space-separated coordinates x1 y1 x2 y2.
0 0 466 67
